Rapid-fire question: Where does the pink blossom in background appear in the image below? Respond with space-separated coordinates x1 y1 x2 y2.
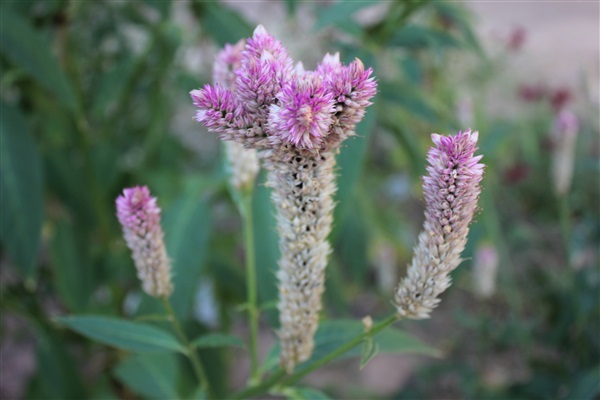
116 186 173 298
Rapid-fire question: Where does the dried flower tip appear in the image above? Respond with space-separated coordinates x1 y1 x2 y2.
394 130 484 319
551 110 579 196
472 244 499 299
116 186 173 298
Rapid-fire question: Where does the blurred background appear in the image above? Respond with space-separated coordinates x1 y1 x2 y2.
1 0 598 399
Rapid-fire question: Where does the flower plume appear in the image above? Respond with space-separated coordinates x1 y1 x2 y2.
116 186 173 298
395 130 484 319
190 24 376 372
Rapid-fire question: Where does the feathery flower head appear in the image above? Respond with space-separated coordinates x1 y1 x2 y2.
395 130 483 319
316 52 342 78
234 25 293 116
325 58 377 140
268 74 335 149
116 186 173 298
213 39 245 87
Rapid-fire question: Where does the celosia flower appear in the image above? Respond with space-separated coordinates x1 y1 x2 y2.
116 186 173 298
551 110 579 196
395 130 484 319
267 73 335 149
190 24 377 372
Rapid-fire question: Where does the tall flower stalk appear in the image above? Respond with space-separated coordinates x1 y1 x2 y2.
116 186 210 394
395 130 484 319
191 25 376 372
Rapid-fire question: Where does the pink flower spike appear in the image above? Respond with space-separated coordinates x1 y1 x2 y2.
116 186 173 298
395 130 484 319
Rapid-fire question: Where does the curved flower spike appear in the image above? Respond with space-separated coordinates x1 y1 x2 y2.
395 130 484 319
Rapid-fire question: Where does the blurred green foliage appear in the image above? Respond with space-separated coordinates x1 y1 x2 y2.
1 0 598 399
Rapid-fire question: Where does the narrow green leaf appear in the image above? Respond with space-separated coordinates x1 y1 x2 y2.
0 9 78 111
285 387 333 400
332 102 377 238
264 319 439 372
191 333 245 349
163 185 212 319
253 172 280 327
201 2 252 46
380 82 439 123
0 102 43 277
114 353 180 400
388 25 461 50
359 337 379 369
58 315 185 353
50 220 92 312
191 387 208 400
313 1 377 31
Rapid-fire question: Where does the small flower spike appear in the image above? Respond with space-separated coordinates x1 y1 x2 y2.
116 186 173 298
395 130 484 319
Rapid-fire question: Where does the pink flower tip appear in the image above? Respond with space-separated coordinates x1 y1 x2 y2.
116 186 160 230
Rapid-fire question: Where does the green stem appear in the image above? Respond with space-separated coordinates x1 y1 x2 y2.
231 314 400 399
161 298 210 396
241 191 260 383
281 314 399 387
558 193 572 268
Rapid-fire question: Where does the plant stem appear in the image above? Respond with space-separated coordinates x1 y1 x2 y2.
241 191 261 383
558 193 572 267
281 314 399 387
231 314 400 399
162 298 210 396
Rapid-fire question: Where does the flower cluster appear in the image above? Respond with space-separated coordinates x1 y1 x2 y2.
116 186 173 298
395 130 484 319
190 25 377 153
191 25 376 372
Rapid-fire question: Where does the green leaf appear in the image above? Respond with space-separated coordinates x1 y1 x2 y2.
114 353 180 400
380 82 439 123
252 172 280 327
191 333 245 349
387 25 461 50
163 184 212 319
0 102 43 277
332 101 377 237
313 1 377 31
91 57 136 119
200 2 252 47
0 9 77 111
50 220 92 312
58 315 185 353
568 366 600 400
264 319 439 372
285 387 333 400
33 322 86 399
359 337 379 369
